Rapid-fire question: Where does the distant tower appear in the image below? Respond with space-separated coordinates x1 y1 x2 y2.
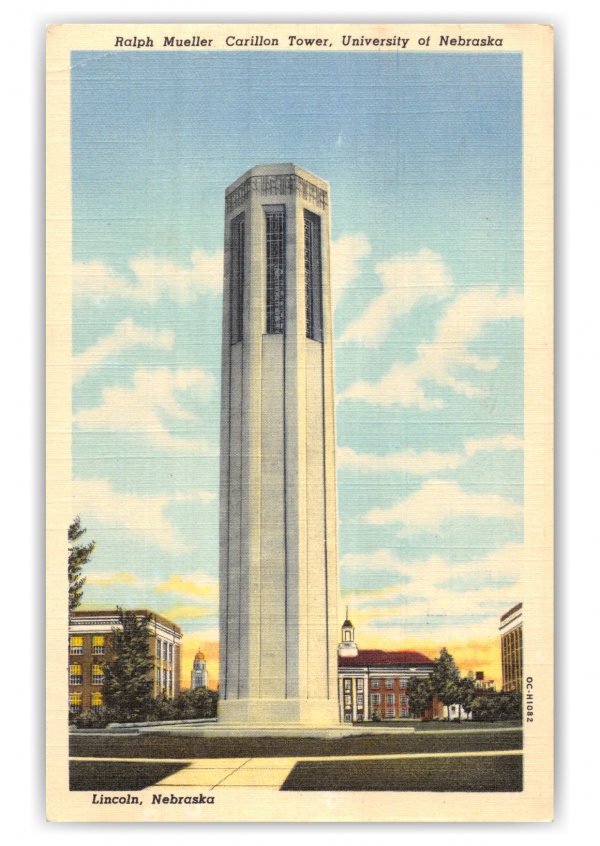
191 649 208 690
338 608 358 658
219 164 339 724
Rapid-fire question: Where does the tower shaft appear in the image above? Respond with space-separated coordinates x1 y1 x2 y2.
219 164 339 724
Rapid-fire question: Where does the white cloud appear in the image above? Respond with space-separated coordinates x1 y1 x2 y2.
365 479 522 530
337 446 462 475
74 367 216 452
73 318 174 382
340 248 453 345
72 479 213 551
341 543 523 628
73 249 223 304
339 287 523 409
330 233 371 311
337 435 523 475
338 548 403 571
464 434 524 456
170 490 216 504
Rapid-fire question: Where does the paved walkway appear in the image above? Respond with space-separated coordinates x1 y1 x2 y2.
71 749 522 790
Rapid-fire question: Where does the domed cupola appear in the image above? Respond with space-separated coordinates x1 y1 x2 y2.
338 607 358 657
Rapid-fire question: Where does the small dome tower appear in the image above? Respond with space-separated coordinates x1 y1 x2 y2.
338 607 358 657
191 648 209 689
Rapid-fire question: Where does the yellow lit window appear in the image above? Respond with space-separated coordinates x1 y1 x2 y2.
70 664 82 684
69 692 82 713
91 691 103 712
92 664 104 684
70 636 83 655
92 635 105 654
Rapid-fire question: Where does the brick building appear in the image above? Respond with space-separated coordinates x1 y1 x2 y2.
337 617 437 721
68 609 182 716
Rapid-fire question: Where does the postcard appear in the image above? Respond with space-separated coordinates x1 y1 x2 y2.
46 23 553 822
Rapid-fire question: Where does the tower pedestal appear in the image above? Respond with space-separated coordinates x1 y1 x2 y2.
219 698 340 726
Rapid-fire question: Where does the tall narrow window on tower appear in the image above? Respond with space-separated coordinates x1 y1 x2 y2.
230 213 245 344
304 210 323 342
265 206 286 334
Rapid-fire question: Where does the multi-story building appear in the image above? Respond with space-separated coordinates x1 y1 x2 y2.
191 648 209 689
68 609 182 716
500 602 523 693
337 617 436 722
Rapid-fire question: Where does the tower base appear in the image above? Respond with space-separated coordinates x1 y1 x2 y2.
219 698 340 726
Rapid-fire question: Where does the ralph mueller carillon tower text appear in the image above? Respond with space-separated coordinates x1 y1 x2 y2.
219 164 340 725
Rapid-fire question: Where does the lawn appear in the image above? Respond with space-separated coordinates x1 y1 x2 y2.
280 753 523 792
70 728 522 761
70 760 189 792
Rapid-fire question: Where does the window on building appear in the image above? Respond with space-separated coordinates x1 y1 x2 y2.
371 679 380 689
399 676 409 689
400 706 409 717
69 692 82 714
343 630 351 641
169 643 173 663
69 664 82 685
385 708 395 719
265 207 286 334
344 695 352 707
304 210 323 342
356 694 364 707
386 694 395 705
371 693 380 706
385 678 394 689
400 694 409 704
163 668 168 689
169 671 173 694
344 714 352 722
70 636 83 655
92 635 105 655
343 678 352 692
156 638 161 658
156 667 160 688
91 664 104 685
356 678 364 692
163 641 168 661
91 691 103 713
230 212 245 344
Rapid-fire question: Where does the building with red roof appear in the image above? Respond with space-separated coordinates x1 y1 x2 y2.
337 616 437 722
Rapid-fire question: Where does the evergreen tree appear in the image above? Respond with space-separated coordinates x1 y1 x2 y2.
103 608 154 722
68 517 95 612
430 647 462 721
406 676 433 719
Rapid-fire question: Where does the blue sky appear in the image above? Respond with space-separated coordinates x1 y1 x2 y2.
71 50 523 683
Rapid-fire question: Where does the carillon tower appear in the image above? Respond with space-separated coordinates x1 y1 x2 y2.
219 164 339 724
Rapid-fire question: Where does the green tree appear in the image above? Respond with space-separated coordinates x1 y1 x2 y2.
68 517 95 612
471 692 522 723
457 672 477 722
103 608 154 722
174 687 219 720
407 676 433 719
430 647 462 721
